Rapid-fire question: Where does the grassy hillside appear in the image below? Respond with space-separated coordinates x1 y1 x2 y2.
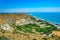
0 13 59 40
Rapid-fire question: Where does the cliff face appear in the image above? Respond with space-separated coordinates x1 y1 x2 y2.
0 14 59 40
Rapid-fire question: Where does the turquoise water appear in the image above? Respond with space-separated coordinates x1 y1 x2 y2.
30 12 60 24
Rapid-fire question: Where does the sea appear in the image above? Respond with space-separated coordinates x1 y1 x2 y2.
30 12 60 24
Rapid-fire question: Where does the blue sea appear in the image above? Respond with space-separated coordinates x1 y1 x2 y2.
30 12 60 24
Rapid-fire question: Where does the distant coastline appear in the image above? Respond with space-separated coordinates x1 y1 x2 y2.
0 12 60 24
30 12 60 24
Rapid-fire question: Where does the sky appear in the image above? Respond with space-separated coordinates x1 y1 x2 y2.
0 0 60 12
0 0 60 24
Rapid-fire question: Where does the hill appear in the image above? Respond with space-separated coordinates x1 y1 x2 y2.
0 13 60 40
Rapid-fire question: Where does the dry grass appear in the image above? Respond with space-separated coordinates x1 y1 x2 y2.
52 31 60 37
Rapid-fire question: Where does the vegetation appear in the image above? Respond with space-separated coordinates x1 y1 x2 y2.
30 16 37 21
43 38 47 40
0 36 8 40
16 23 57 35
16 24 40 33
37 20 43 22
36 25 57 35
32 38 37 40
0 37 2 40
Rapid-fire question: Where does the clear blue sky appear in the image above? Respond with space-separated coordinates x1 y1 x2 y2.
0 0 60 24
0 0 60 12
